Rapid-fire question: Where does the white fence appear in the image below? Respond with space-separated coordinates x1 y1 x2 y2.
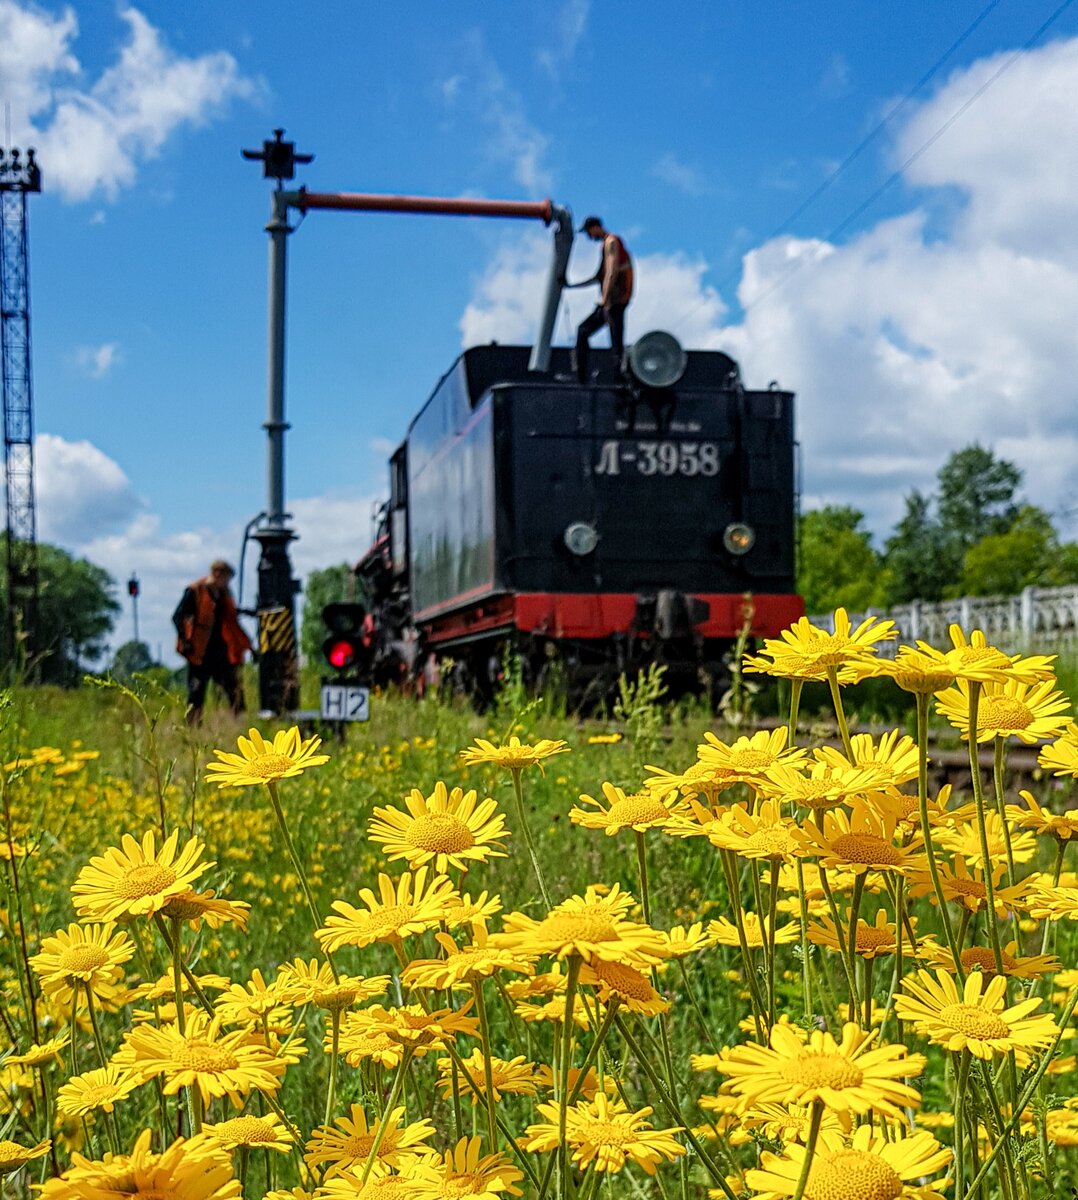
809 585 1078 653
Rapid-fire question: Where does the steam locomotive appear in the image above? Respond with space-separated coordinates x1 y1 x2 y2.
354 328 803 704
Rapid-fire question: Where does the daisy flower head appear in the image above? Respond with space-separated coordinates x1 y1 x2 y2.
707 799 801 862
936 677 1071 744
402 927 536 990
570 781 687 835
203 1112 295 1153
696 726 809 787
895 968 1058 1060
159 888 251 930
809 910 898 960
458 735 569 773
494 892 668 968
525 1093 685 1175
1013 788 1078 842
30 922 134 1005
316 867 458 953
405 1135 523 1198
213 969 290 1026
304 1105 435 1180
935 810 1035 869
0 1138 50 1176
756 761 883 813
444 889 503 931
276 958 389 1013
438 1051 538 1105
743 608 896 681
643 759 735 807
205 726 329 788
1038 723 1078 777
368 781 508 873
579 957 669 1014
713 1022 924 1119
920 938 1060 980
907 856 1029 915
708 912 799 950
71 829 213 923
1024 883 1078 921
943 625 1055 685
746 1125 952 1200
337 1012 404 1070
123 1010 287 1106
813 729 920 790
56 1066 139 1118
360 1003 480 1055
794 803 922 876
5 1033 70 1068
872 644 957 695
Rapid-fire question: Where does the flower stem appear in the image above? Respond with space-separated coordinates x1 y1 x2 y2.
825 669 854 759
766 857 780 1027
965 683 1004 974
846 872 866 1022
791 1100 823 1200
954 1049 972 1200
567 998 619 1106
509 768 552 909
718 849 767 1038
324 1008 340 1127
360 1046 412 1183
556 955 581 1200
634 831 651 925
472 977 499 1151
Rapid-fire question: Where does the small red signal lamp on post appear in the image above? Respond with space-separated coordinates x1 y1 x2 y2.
321 602 370 675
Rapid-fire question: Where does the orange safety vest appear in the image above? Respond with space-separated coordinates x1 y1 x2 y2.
176 579 252 666
604 234 634 305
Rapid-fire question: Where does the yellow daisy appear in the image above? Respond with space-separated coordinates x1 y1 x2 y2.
660 923 715 958
275 958 388 1013
202 1113 295 1153
337 1013 404 1070
0 1138 50 1176
317 868 458 952
205 726 330 787
936 677 1071 744
1038 724 1078 777
813 729 920 789
920 938 1060 980
304 1104 435 1180
942 625 1055 685
406 1136 523 1198
1024 883 1078 921
869 644 958 695
712 1022 924 1119
1012 788 1078 842
756 762 882 812
30 922 134 1005
794 804 921 876
579 958 669 1014
6 1034 69 1070
707 800 801 861
313 1179 414 1200
56 1066 140 1118
214 969 290 1026
907 857 1029 915
494 892 668 967
695 726 810 787
570 781 687 835
708 912 799 949
895 968 1057 1060
643 759 735 807
402 927 535 990
444 890 503 931
437 1051 538 1104
746 1125 952 1200
525 1094 684 1175
935 810 1035 868
737 1103 848 1145
742 607 896 680
359 1003 480 1055
159 889 251 930
368 781 508 873
808 910 898 959
43 1130 237 1199
533 1064 615 1100
458 735 569 772
123 1011 287 1105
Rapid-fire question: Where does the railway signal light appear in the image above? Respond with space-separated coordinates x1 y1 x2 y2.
321 602 369 673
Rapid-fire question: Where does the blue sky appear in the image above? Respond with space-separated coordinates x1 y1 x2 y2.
5 0 1078 661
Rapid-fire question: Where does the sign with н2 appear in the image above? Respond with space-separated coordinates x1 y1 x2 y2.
594 440 720 477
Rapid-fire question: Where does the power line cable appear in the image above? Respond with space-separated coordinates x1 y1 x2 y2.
738 0 1075 319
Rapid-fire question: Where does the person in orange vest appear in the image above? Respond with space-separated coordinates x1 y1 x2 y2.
568 216 634 383
172 559 253 724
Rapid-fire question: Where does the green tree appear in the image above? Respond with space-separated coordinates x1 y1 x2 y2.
299 563 357 665
110 640 156 680
0 539 120 684
960 505 1078 595
883 489 956 604
798 506 886 615
938 443 1021 551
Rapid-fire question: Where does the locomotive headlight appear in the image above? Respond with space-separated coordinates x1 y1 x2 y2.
723 522 755 555
564 521 599 556
627 331 687 389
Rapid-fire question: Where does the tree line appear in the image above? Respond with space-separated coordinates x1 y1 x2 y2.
798 443 1078 615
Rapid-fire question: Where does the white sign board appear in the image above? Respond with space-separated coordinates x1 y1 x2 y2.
320 684 370 722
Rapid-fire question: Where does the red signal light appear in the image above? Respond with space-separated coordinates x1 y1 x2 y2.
327 639 357 670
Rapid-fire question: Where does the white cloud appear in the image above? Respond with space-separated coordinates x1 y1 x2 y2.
35 432 144 544
652 151 707 196
461 36 1078 545
0 2 257 202
74 341 121 378
537 0 589 79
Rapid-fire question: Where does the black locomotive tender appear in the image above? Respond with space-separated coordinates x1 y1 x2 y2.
356 330 803 701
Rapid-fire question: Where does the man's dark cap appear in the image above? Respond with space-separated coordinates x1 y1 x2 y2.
579 215 603 232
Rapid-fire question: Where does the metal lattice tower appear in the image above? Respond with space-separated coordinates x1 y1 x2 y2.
0 148 41 673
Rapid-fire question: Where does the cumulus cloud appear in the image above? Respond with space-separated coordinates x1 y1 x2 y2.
461 35 1078 543
0 2 257 202
35 433 144 545
74 342 121 378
